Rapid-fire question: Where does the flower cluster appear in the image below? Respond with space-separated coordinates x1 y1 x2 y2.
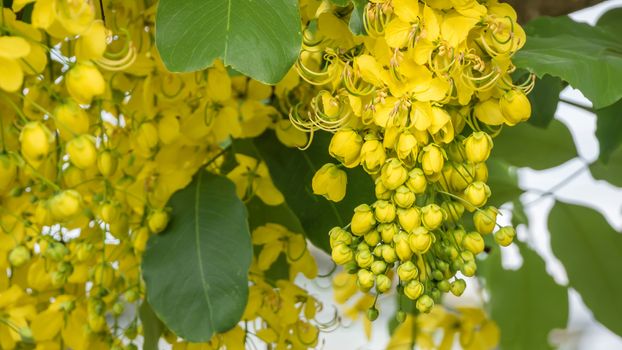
0 1 315 349
299 0 532 317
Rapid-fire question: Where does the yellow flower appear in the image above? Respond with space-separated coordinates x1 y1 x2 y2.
312 163 347 202
0 36 30 92
227 154 284 205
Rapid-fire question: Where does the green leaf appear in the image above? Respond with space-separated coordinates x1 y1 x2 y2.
142 171 252 342
549 201 622 337
139 301 164 350
253 131 375 253
511 199 529 228
484 244 568 350
330 0 350 6
246 197 304 234
486 158 522 207
349 0 367 35
595 99 622 163
590 145 622 187
493 120 577 170
514 16 622 109
597 7 622 35
155 0 302 84
528 75 564 128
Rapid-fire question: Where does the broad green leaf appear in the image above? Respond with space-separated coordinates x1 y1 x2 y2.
595 99 622 163
139 301 164 350
246 197 304 234
142 171 251 342
590 145 622 187
511 199 529 228
514 16 622 109
155 0 302 84
486 158 522 207
493 120 577 170
484 244 568 350
349 0 367 35
597 7 622 35
253 131 374 253
528 75 564 128
549 202 622 336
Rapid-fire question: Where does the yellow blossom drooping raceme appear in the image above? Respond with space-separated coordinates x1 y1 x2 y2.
312 163 348 202
291 0 533 320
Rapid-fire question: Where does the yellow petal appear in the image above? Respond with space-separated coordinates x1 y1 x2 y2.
393 0 420 22
256 177 284 206
0 37 30 59
441 12 478 47
385 19 413 48
32 309 63 341
0 58 24 92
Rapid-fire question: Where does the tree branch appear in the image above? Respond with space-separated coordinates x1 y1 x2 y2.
503 0 607 23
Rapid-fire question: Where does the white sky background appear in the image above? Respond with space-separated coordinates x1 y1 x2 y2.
302 1 622 349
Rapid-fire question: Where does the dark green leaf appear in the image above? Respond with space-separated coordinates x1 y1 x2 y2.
595 99 622 163
253 131 374 253
139 301 164 350
528 75 564 128
515 16 622 108
549 201 622 336
142 171 251 342
349 0 367 35
493 120 577 170
484 244 568 350
486 158 522 207
590 145 622 187
155 0 302 84
246 197 304 234
597 7 622 35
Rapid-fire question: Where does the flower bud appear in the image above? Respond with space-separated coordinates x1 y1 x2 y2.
396 131 419 166
450 163 475 192
421 204 445 230
404 280 424 300
364 230 381 247
381 158 408 190
393 186 415 208
375 178 391 200
474 162 488 182
358 269 375 291
397 261 419 281
0 154 17 194
461 260 477 277
99 201 120 223
329 129 363 168
409 227 433 254
371 260 387 275
383 126 400 150
45 241 69 261
376 274 392 293
65 62 105 104
54 102 90 140
464 131 493 163
49 190 83 221
420 144 445 180
406 168 427 194
500 89 531 125
66 135 97 169
445 140 466 163
20 122 53 167
381 245 398 263
395 233 413 261
351 204 376 236
97 149 117 177
396 311 407 324
8 245 31 267
462 232 485 255
360 137 386 174
416 295 434 313
148 209 169 234
329 227 353 248
133 122 159 157
378 223 398 243
464 181 491 208
450 279 466 296
133 227 150 253
355 249 374 268
441 201 464 223
374 200 396 223
474 207 498 235
397 207 421 233
366 307 379 321
494 226 516 247
312 163 347 202
437 280 450 292
474 98 505 126
332 243 354 265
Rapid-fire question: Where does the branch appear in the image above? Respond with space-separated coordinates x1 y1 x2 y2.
503 0 607 23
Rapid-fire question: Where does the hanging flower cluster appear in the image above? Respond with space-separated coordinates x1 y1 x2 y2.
297 0 533 317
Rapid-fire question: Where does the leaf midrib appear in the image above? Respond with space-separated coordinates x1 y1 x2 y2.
195 172 215 330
